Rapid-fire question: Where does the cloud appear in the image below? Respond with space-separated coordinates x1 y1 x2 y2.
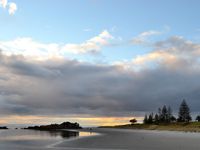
1 35 200 122
0 30 114 59
0 0 17 15
131 30 162 45
1 33 200 125
61 30 114 54
0 53 135 118
0 0 7 8
8 2 17 15
131 27 170 45
118 36 200 71
0 37 61 60
111 36 200 114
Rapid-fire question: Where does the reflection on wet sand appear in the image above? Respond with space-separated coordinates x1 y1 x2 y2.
0 129 80 141
0 129 96 150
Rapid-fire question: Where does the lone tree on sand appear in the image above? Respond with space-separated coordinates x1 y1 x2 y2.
177 100 192 122
130 118 137 124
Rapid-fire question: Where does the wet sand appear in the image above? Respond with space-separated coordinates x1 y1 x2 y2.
54 128 200 150
1 128 200 150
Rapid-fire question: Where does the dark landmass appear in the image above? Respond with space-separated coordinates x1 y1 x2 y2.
0 126 8 129
99 122 200 132
24 121 82 130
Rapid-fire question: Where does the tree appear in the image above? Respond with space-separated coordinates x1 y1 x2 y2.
130 118 137 124
177 100 192 122
158 107 162 123
196 115 200 122
154 114 159 124
144 105 176 124
148 113 153 124
167 106 172 123
143 113 154 124
170 116 177 122
143 114 148 124
158 108 162 117
160 105 168 123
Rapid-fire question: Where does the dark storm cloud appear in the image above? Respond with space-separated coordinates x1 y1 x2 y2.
1 36 200 117
0 53 60 78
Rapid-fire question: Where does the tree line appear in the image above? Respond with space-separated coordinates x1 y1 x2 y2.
130 99 200 125
143 99 193 124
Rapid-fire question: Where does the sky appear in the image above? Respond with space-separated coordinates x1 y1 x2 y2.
1 0 200 127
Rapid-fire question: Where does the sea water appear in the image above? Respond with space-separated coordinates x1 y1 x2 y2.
0 129 91 150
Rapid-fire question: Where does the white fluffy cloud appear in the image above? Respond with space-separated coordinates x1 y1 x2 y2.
0 30 114 59
0 0 17 15
8 2 17 15
0 0 7 8
61 30 114 54
0 37 61 60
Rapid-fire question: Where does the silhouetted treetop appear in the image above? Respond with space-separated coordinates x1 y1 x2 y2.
144 105 176 124
178 100 192 122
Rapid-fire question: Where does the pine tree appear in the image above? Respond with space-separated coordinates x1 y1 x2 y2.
143 114 148 124
158 107 162 122
167 106 172 123
178 100 192 122
154 114 159 124
148 113 153 124
161 105 168 122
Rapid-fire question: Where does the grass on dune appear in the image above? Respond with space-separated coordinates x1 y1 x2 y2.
100 122 200 132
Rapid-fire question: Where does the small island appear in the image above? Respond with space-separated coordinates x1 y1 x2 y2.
0 126 8 129
24 121 82 130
